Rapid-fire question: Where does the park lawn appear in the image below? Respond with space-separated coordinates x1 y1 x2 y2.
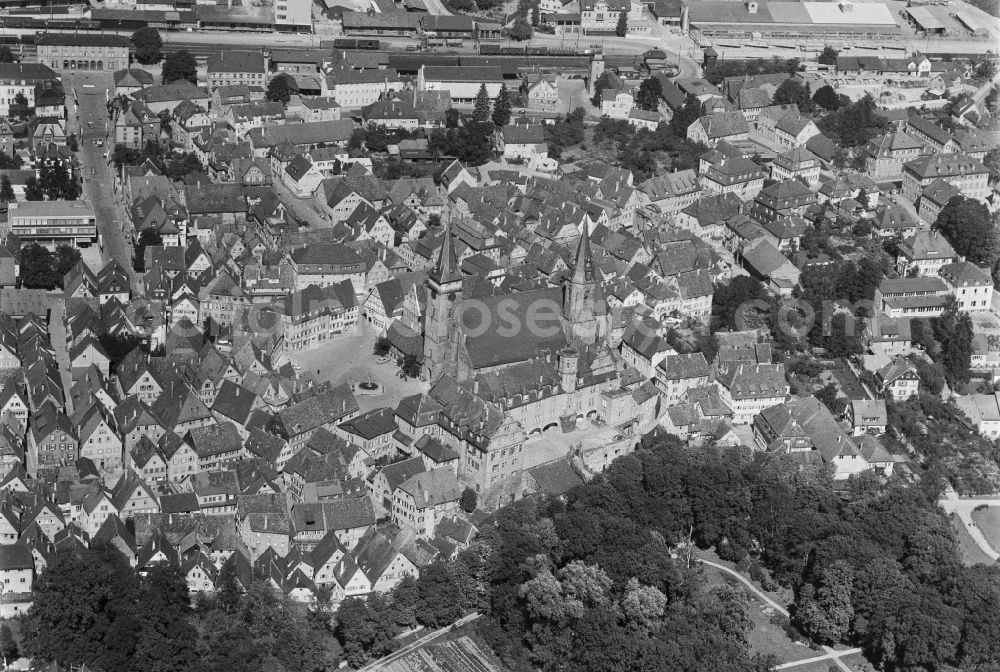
970 506 1000 555
699 563 818 665
951 513 996 566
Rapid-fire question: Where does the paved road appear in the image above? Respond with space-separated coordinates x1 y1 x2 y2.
62 71 137 290
271 177 328 228
939 486 1000 561
971 68 1000 107
361 612 481 670
699 559 861 672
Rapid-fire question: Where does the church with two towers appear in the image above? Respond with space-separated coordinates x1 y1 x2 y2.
408 222 658 507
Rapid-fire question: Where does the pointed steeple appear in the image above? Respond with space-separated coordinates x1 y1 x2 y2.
571 224 593 285
430 219 462 285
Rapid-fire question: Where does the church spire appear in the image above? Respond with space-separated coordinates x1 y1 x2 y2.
571 223 593 285
430 219 462 285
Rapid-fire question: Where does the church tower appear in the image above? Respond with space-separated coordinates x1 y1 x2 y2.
422 221 464 382
564 225 599 344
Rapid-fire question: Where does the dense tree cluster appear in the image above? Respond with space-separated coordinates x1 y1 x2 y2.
816 94 889 148
817 46 839 66
0 175 14 204
635 77 663 112
795 256 887 357
475 459 775 672
592 116 708 180
0 150 22 170
812 85 846 111
20 243 80 290
543 107 586 159
703 57 802 86
492 86 513 127
161 50 198 85
428 121 495 166
712 275 770 331
22 545 341 672
771 79 812 112
929 298 974 388
266 74 296 104
480 438 1000 672
25 161 79 201
669 94 702 138
111 141 206 180
508 17 533 41
131 28 163 65
934 195 1000 269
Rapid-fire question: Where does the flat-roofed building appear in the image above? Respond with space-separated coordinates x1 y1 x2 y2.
274 0 313 31
5 200 97 246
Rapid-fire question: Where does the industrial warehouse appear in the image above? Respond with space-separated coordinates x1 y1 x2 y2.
688 0 902 39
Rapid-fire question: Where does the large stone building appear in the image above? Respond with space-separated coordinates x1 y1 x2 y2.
902 153 989 202
414 223 654 507
35 33 131 72
207 50 267 91
0 63 59 117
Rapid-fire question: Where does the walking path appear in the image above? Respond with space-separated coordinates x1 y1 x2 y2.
939 487 1000 561
774 649 867 670
698 559 861 672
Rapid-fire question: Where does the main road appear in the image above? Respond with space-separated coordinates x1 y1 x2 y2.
62 71 138 292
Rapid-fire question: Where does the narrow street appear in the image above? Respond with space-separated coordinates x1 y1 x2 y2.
271 177 328 229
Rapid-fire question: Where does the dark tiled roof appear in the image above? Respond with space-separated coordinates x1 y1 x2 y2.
527 459 583 496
